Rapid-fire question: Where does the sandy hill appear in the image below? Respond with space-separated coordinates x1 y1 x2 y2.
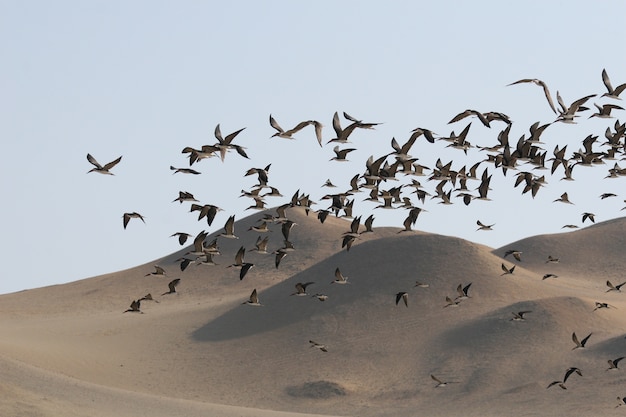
2 209 626 416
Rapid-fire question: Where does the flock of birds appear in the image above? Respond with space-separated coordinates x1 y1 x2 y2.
87 68 626 403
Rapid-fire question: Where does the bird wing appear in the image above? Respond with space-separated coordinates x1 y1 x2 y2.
602 68 614 94
86 153 103 169
102 155 122 170
249 289 258 303
269 114 284 133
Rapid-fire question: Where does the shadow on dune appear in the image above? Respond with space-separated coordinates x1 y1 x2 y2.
191 233 495 342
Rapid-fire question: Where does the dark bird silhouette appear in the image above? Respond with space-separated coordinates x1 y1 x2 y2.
161 278 180 295
582 212 596 223
240 263 254 281
511 311 531 321
500 263 515 276
476 220 494 231
123 300 142 313
170 232 192 246
504 250 522 262
395 291 408 307
292 282 315 296
123 212 145 229
170 165 201 175
309 340 328 352
547 367 582 389
145 265 166 277
139 293 159 303
190 203 222 226
86 153 122 175
507 78 557 114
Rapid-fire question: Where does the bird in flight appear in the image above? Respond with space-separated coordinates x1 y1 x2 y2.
546 367 582 389
242 289 262 306
395 291 408 307
309 340 328 352
123 212 145 229
572 332 592 349
292 282 315 296
606 280 626 292
510 311 531 321
86 153 122 175
507 78 557 114
161 278 181 295
123 300 142 314
145 265 166 277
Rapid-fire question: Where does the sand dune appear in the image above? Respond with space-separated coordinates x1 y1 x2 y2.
2 208 626 416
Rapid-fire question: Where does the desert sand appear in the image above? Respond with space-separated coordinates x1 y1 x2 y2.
2 207 626 416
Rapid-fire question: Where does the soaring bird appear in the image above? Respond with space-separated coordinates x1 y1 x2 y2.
145 265 166 277
123 212 145 229
476 220 494 231
172 191 198 204
601 68 626 100
213 124 247 161
582 212 596 223
547 367 582 389
332 268 349 284
555 92 596 123
309 340 328 352
292 282 315 296
553 192 574 204
511 311 532 321
161 278 181 295
170 165 201 175
395 291 408 307
269 115 323 146
123 300 142 313
507 78 557 114
430 374 454 387
242 288 261 306
455 283 472 301
572 332 592 349
170 232 192 246
606 280 626 292
219 215 238 239
139 293 159 303
444 296 460 308
330 146 357 162
86 153 122 175
593 301 613 311
500 263 516 276
504 250 522 262
190 203 222 226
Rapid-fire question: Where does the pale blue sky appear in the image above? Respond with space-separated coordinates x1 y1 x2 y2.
1 1 625 294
